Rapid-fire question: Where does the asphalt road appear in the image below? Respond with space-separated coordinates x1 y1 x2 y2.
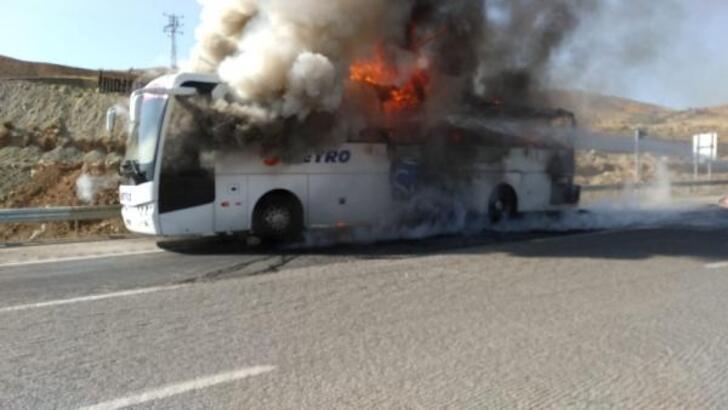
2 205 728 409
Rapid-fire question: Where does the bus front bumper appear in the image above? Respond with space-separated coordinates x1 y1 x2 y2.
121 204 160 235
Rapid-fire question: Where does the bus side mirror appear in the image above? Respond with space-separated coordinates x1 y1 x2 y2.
106 107 117 133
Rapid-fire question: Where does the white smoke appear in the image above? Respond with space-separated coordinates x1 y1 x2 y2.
188 0 409 123
280 52 341 119
75 174 117 204
189 0 258 72
647 157 673 205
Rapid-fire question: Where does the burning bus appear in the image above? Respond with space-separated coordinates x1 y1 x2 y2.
109 0 583 241
110 72 579 241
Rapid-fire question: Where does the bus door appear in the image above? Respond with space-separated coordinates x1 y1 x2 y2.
157 97 217 234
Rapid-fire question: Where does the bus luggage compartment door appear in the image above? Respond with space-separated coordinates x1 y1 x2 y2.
215 176 248 233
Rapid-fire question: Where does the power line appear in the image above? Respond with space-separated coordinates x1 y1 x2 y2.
163 14 184 70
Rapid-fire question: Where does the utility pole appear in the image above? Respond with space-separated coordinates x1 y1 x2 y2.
163 14 183 70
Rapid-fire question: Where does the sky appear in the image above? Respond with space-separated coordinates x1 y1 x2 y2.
0 0 201 70
549 0 728 109
0 0 726 109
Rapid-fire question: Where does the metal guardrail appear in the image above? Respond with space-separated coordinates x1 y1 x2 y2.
0 206 121 224
1 179 727 225
583 179 728 192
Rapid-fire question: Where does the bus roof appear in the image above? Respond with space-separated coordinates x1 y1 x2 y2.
146 72 221 90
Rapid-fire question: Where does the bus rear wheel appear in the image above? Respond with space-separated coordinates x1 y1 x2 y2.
489 185 518 224
252 193 304 243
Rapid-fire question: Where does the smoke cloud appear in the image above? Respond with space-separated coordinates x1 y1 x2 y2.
185 0 606 143
474 0 598 102
188 0 408 124
547 0 685 107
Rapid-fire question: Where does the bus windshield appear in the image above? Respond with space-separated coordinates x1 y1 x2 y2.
122 94 169 185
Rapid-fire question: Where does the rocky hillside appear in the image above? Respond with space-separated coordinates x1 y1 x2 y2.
0 55 96 79
550 90 728 145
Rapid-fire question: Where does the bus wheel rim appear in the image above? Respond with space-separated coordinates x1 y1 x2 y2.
265 207 291 232
494 200 505 213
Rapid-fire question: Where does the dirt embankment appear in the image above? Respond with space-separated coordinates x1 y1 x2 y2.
0 79 128 242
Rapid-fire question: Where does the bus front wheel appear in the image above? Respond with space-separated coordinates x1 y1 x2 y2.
252 192 304 243
489 185 518 224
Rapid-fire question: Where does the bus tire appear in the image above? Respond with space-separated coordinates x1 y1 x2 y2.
489 185 518 224
252 192 304 243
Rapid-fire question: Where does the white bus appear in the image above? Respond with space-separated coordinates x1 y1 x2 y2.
110 73 580 241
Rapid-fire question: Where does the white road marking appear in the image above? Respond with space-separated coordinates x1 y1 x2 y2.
0 249 165 268
705 261 728 269
79 366 276 410
0 285 185 314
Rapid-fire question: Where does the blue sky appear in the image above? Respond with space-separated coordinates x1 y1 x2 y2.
0 0 200 70
0 0 726 108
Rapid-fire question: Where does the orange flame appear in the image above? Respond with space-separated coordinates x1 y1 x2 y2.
350 47 399 86
349 47 429 113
